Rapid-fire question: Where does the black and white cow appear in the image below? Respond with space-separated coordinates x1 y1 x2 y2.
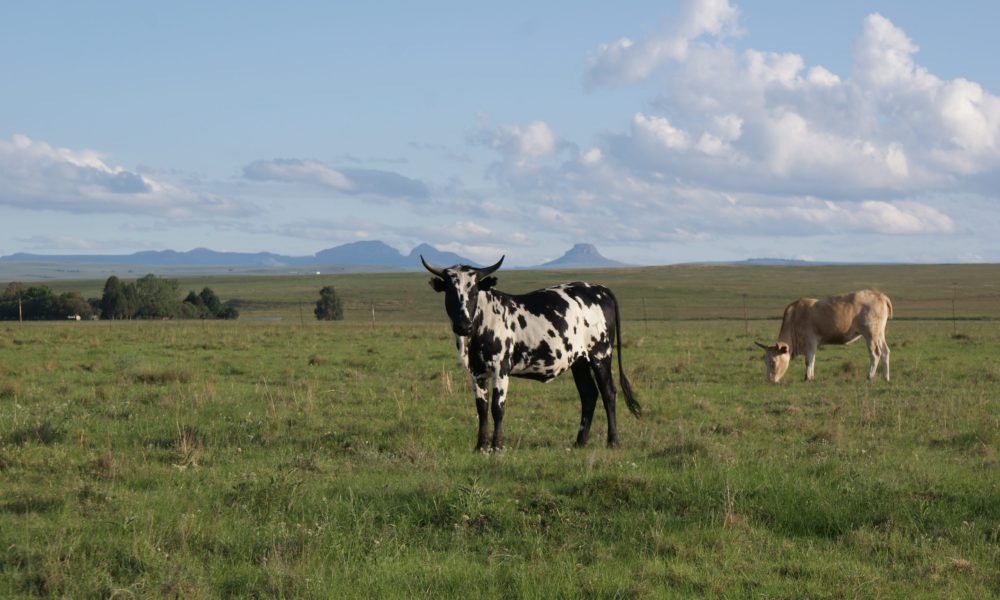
422 255 641 451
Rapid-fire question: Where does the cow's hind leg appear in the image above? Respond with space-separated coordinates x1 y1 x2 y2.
571 359 599 447
591 356 619 447
490 374 509 451
879 337 891 382
866 336 882 383
473 376 491 452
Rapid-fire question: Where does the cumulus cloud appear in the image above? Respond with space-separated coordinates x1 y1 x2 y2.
243 158 429 199
0 134 251 217
468 119 580 192
470 120 569 165
584 0 741 88
514 2 1000 254
580 6 1000 202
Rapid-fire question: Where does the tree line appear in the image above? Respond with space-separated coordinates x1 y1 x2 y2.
1 274 239 321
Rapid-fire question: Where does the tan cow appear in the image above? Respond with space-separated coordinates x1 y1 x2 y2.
756 290 893 383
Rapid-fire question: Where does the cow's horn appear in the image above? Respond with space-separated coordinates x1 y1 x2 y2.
420 255 446 278
754 341 771 350
476 255 504 279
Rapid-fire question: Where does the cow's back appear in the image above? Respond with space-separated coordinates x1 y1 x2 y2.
501 282 614 380
810 290 891 343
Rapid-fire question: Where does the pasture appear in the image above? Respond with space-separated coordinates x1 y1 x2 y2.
1 264 999 598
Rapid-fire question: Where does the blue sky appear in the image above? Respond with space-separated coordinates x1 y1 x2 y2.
2 0 999 266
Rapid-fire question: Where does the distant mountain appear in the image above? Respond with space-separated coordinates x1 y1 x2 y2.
536 244 628 269
314 241 411 268
407 243 483 268
1 248 297 268
740 257 815 266
0 242 478 271
0 242 635 273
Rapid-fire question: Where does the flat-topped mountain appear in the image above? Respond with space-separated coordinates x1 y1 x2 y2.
535 243 629 269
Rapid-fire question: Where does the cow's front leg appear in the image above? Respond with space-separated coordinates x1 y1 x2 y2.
804 343 818 381
490 374 509 451
473 376 491 452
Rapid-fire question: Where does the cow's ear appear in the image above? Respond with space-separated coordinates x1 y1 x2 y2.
429 278 446 293
478 276 498 291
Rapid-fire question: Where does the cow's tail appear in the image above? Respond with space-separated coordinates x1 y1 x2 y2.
609 289 642 418
885 294 893 319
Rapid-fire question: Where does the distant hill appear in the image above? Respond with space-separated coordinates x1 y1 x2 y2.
535 244 628 269
740 258 815 266
0 241 636 275
313 241 411 268
0 242 480 272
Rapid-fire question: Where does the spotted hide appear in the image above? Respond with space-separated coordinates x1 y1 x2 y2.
422 255 641 451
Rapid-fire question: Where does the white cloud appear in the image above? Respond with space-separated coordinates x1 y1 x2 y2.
632 113 691 151
581 147 603 165
0 134 252 217
243 158 429 199
471 120 566 166
584 0 741 88
469 119 579 192
603 9 994 203
807 66 840 87
465 2 996 259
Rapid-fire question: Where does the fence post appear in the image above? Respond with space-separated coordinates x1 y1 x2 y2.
742 293 749 336
951 282 957 336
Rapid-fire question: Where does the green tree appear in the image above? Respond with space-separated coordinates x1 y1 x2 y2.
216 304 240 320
0 285 59 320
100 276 126 319
20 286 56 320
121 282 139 319
199 287 223 315
181 290 209 318
52 292 92 319
2 282 25 321
135 274 181 319
314 286 344 321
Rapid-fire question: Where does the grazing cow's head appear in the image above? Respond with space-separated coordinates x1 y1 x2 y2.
756 342 790 383
422 255 504 336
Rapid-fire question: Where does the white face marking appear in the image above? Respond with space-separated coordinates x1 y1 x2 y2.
449 269 478 322
763 347 790 382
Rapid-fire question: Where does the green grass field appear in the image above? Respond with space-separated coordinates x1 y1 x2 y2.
2 264 999 598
